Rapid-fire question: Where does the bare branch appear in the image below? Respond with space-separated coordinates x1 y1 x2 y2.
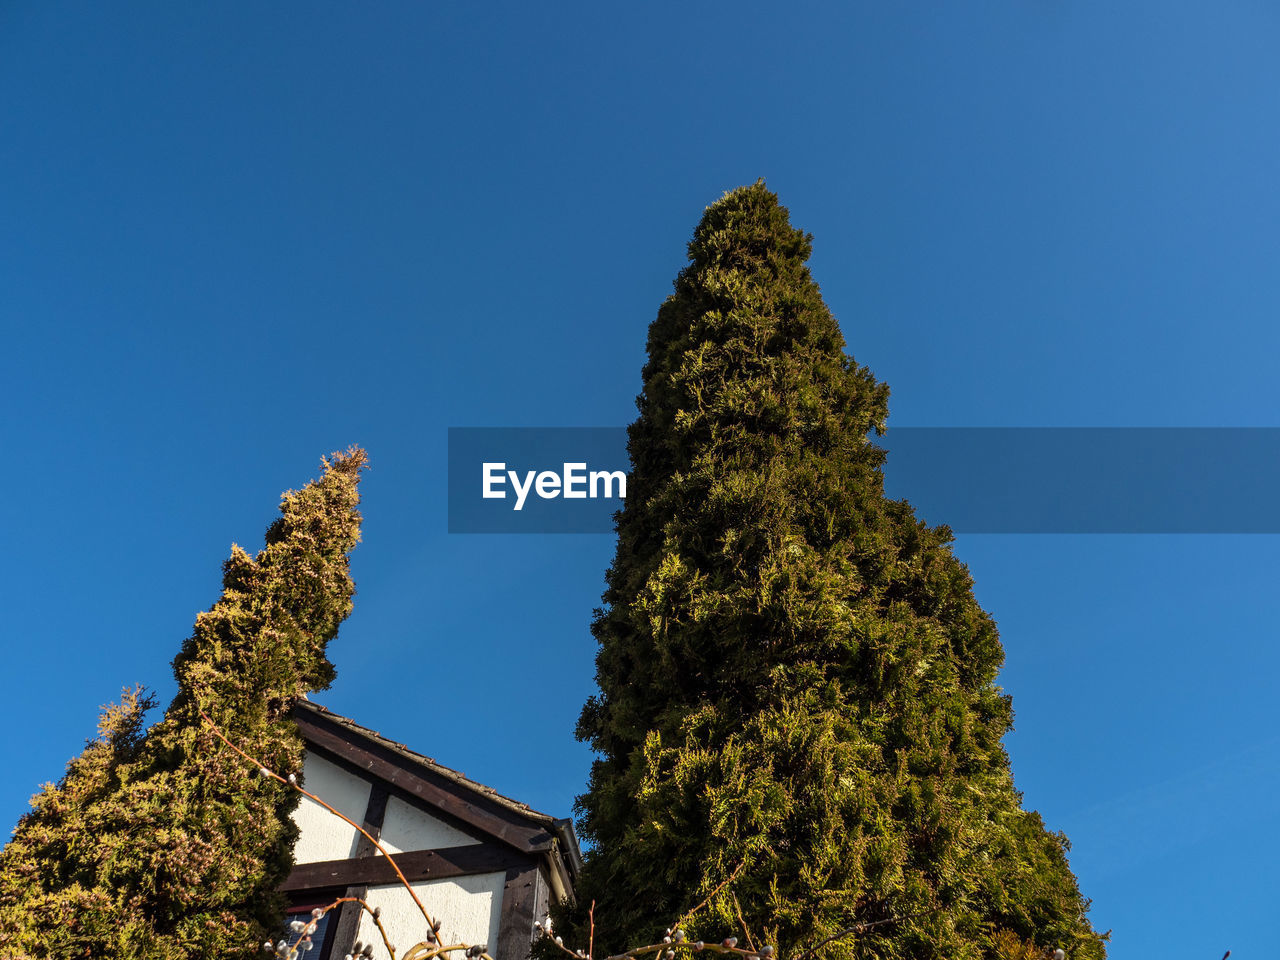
789 906 945 960
671 860 747 933
198 708 441 939
729 893 755 953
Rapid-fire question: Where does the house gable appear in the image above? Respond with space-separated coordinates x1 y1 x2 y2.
283 701 580 960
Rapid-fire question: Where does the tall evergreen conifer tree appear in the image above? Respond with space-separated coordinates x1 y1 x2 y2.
0 448 367 959
571 185 1103 960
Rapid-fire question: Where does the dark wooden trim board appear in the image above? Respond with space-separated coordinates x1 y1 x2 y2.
327 885 367 960
282 844 536 894
350 782 390 858
325 779 394 958
497 864 544 960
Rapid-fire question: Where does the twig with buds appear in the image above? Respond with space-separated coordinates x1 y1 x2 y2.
263 895 394 960
540 924 767 960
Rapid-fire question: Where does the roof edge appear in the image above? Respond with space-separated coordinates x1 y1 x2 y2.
292 699 578 844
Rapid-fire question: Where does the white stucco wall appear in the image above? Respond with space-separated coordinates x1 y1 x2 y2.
356 872 506 960
291 750 373 864
377 794 481 854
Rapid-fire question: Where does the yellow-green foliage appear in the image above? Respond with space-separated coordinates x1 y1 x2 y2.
0 449 367 959
568 186 1105 960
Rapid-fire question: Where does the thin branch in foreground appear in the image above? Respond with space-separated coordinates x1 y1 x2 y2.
199 708 438 935
790 906 947 960
729 892 756 953
671 860 747 934
198 707 496 960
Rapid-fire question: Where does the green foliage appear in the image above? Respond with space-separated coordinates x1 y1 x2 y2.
568 184 1104 960
0 448 367 959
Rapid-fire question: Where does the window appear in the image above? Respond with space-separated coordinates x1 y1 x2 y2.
282 901 338 960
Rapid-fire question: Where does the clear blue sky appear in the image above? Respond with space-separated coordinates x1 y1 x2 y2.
2 3 1276 957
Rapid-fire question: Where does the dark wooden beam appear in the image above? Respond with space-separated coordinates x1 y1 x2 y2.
326 781 391 958
350 782 390 858
295 709 554 855
497 864 545 960
327 885 367 960
282 844 536 894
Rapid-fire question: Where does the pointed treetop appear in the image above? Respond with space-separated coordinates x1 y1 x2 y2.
686 180 815 272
